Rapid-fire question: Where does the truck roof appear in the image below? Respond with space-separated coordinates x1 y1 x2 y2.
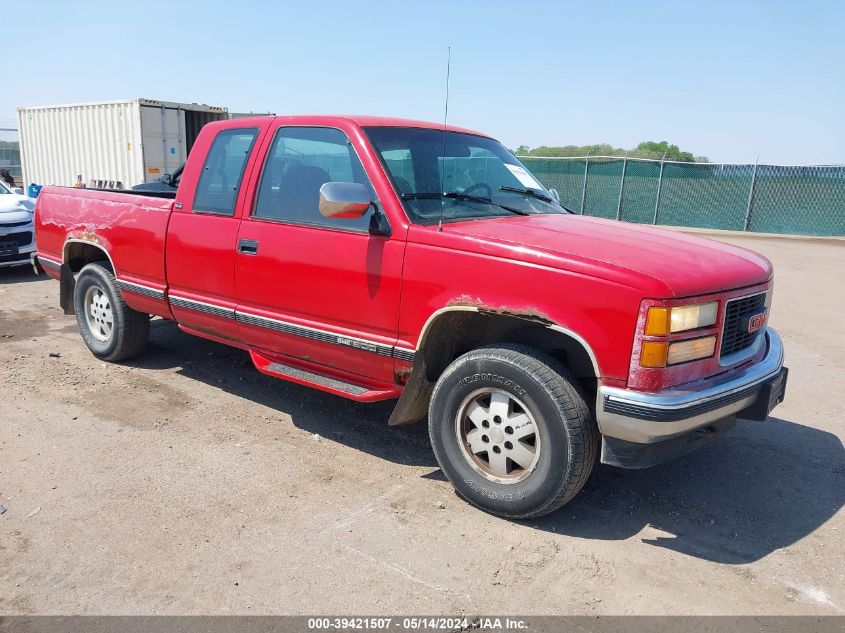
209 114 490 138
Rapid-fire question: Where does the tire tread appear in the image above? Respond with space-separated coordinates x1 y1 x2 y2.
75 263 149 361
429 343 598 519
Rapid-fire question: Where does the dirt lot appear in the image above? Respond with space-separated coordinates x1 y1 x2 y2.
0 235 843 615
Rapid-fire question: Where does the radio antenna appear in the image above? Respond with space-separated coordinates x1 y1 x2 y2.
438 46 451 232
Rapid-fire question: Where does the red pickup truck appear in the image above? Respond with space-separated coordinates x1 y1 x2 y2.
34 115 787 518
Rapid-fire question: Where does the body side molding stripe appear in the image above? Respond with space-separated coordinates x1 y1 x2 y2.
169 295 236 320
115 279 166 300
393 347 416 362
166 297 416 362
236 310 395 358
37 255 62 270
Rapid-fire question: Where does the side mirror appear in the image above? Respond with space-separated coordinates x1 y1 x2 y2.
160 173 172 186
548 188 560 203
319 182 372 219
13 187 23 195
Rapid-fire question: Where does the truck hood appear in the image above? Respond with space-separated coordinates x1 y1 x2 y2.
435 214 772 298
0 194 36 217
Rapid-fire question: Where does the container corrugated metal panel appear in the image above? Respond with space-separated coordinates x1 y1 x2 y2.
17 99 228 188
18 101 142 188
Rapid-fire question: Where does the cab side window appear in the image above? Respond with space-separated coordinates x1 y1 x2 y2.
253 127 375 231
193 128 258 215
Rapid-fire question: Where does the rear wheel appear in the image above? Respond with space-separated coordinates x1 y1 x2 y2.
428 344 598 518
73 263 149 361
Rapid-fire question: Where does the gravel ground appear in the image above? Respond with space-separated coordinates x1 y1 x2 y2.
0 235 843 615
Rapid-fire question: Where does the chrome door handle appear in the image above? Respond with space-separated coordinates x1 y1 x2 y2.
237 239 259 255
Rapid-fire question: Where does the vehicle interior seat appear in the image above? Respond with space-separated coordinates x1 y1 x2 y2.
277 163 331 222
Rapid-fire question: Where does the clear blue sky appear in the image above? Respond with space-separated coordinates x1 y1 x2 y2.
1 0 843 164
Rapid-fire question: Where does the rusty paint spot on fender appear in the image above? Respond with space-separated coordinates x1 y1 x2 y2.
69 229 104 245
445 295 552 324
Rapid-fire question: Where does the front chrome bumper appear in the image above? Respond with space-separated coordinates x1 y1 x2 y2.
0 243 36 268
597 328 785 445
0 226 36 268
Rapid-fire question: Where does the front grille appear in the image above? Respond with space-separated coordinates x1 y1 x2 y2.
0 231 33 247
0 252 29 263
721 292 766 358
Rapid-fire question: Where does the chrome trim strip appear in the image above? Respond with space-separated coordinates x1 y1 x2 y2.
169 295 236 320
393 347 416 362
37 255 62 270
168 297 414 361
63 239 116 273
414 306 600 377
115 279 165 301
597 329 784 443
236 310 395 358
547 323 601 377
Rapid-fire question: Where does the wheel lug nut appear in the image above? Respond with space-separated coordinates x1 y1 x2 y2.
504 441 513 450
482 435 489 443
492 446 501 454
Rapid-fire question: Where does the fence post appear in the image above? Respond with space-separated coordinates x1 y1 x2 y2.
616 155 628 221
579 156 590 214
743 158 759 231
652 153 666 224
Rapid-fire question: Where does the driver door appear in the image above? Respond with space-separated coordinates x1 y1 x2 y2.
234 125 404 383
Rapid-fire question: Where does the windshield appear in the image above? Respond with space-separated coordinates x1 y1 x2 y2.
364 127 567 224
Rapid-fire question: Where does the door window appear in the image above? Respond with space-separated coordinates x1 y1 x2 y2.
193 128 259 215
253 127 376 231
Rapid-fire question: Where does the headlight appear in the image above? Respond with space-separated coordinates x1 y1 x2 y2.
640 336 717 367
645 301 718 335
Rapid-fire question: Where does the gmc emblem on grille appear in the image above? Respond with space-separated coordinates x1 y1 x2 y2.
742 310 767 334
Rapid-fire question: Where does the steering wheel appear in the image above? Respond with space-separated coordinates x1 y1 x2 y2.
462 182 493 198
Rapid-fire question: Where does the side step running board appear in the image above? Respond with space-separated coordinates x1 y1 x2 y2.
250 351 401 403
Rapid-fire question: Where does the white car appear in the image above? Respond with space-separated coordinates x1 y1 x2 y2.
0 180 36 269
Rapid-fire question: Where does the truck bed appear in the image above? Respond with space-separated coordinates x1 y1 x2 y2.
34 186 174 317
86 187 177 199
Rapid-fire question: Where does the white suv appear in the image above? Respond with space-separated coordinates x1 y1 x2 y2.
0 180 36 269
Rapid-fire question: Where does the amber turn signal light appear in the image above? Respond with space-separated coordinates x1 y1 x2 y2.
645 307 671 336
640 341 669 368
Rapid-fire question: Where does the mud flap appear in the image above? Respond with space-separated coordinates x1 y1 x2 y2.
59 264 76 315
388 361 432 426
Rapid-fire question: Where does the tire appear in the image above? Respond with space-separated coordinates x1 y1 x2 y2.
428 344 598 519
73 262 149 361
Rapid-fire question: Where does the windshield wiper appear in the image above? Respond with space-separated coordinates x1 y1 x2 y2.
500 186 554 203
401 192 531 216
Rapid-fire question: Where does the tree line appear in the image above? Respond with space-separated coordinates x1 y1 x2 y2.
514 141 708 163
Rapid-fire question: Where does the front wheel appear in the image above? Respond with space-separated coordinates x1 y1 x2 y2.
73 262 149 361
428 344 598 518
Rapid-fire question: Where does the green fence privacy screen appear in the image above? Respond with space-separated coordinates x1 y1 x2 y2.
521 156 845 237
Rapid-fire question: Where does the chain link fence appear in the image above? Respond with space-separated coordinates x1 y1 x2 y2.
522 156 845 237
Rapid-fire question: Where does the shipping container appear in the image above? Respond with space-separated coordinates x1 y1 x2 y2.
17 98 229 189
